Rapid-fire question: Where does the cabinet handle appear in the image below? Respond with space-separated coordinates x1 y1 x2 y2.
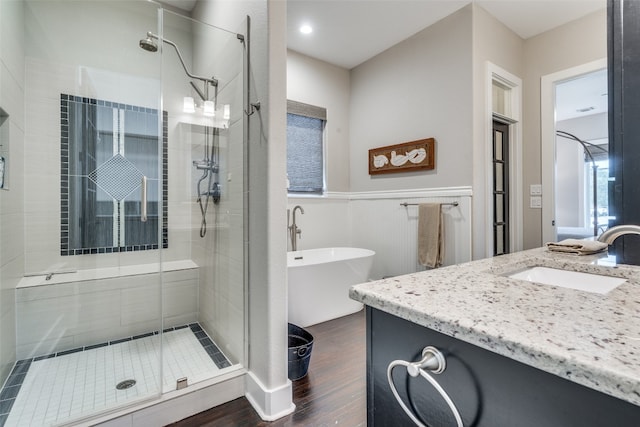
387 346 463 427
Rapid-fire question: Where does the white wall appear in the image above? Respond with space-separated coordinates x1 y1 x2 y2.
555 112 608 227
555 139 584 226
287 50 351 192
0 0 25 386
349 5 474 193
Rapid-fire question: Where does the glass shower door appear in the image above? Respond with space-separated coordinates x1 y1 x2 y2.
159 9 246 390
2 1 165 425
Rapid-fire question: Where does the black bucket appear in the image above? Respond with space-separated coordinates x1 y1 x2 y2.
288 323 314 381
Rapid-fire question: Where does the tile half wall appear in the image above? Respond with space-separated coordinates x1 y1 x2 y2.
15 262 199 360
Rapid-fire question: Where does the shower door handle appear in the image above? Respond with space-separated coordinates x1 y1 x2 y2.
141 176 148 222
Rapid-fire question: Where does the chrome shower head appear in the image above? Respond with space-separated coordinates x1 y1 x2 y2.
138 31 217 86
139 34 158 52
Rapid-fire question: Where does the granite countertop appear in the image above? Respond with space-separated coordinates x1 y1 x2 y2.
349 247 640 406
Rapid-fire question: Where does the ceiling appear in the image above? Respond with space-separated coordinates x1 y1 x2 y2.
161 0 607 121
287 0 606 70
556 68 608 122
287 0 607 122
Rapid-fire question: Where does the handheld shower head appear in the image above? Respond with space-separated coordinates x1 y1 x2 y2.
139 34 158 52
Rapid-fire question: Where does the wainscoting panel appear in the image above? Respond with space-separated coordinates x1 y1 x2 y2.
286 197 351 252
286 188 472 280
350 191 472 279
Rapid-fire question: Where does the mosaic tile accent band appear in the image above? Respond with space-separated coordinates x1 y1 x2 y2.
59 94 169 256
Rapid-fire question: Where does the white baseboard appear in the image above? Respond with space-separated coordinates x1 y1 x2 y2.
245 371 295 421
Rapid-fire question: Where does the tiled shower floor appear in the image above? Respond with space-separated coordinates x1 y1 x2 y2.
0 324 232 427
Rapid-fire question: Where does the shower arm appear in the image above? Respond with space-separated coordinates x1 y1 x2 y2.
146 32 218 87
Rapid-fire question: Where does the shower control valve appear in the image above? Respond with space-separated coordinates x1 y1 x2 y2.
407 346 446 377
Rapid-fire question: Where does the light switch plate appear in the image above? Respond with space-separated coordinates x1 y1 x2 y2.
530 184 542 195
530 196 542 208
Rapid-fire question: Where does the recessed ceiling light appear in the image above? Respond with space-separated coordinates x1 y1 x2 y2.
300 24 313 35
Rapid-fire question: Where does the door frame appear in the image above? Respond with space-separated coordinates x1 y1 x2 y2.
540 58 607 244
485 62 522 257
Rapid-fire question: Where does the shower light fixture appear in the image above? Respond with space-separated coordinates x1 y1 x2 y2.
183 97 195 113
300 24 313 34
203 100 215 116
223 104 231 120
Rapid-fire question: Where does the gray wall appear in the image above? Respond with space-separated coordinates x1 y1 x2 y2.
472 3 525 258
349 5 474 193
522 8 606 248
287 50 351 192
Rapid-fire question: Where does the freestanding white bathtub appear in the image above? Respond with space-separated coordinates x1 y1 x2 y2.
287 247 375 327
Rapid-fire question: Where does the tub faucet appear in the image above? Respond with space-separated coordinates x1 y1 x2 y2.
288 205 304 251
597 224 640 245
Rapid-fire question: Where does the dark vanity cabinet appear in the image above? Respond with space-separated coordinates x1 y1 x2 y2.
366 307 640 427
608 0 640 264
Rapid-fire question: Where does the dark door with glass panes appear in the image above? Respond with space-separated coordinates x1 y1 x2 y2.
493 120 510 256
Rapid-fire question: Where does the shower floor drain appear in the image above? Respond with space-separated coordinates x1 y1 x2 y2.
116 379 136 390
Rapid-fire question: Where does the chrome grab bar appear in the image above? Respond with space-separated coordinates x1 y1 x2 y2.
141 176 148 222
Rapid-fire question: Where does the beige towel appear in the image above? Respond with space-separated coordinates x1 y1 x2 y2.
546 239 608 255
418 203 443 268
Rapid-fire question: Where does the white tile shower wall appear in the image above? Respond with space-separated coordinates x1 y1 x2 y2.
15 268 199 359
188 15 246 369
195 117 245 366
0 0 25 386
22 0 194 274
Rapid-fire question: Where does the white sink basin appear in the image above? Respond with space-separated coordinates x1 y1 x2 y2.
508 266 626 294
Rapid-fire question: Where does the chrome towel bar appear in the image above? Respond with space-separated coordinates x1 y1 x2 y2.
400 202 459 207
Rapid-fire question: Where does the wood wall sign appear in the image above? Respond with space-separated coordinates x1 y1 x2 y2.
368 138 435 175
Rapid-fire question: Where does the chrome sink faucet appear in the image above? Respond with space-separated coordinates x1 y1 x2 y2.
287 205 304 251
597 224 640 245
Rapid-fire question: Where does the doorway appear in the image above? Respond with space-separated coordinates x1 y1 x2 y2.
541 59 608 243
493 120 510 255
485 62 523 259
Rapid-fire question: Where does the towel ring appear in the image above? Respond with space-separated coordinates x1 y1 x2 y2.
387 346 464 427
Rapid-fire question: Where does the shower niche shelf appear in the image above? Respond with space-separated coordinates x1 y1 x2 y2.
178 115 230 130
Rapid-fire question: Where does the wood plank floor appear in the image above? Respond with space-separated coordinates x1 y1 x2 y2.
168 310 366 426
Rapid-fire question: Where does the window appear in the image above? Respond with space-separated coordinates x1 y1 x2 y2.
60 94 168 255
287 100 326 194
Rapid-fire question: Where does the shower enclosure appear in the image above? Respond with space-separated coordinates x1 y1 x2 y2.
0 1 247 425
